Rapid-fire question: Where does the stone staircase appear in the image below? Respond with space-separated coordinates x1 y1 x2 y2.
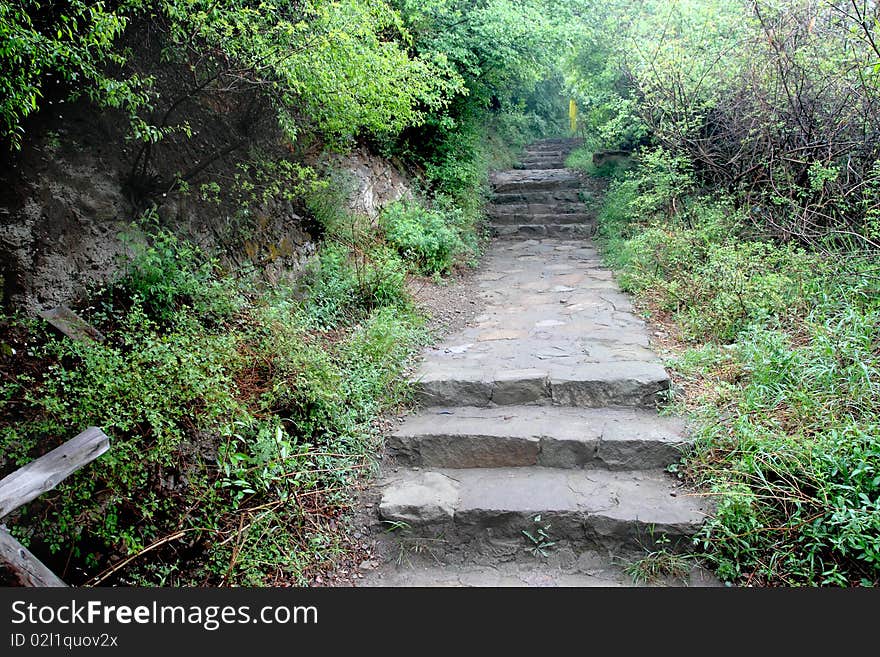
489 139 595 238
369 138 710 585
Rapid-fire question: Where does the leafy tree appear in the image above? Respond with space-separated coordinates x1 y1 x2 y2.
0 0 149 150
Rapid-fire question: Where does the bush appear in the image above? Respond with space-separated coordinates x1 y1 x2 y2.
1 225 425 586
595 153 880 586
303 241 408 328
112 228 243 325
379 200 467 275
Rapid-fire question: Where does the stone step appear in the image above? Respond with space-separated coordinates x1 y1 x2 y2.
378 467 709 552
488 202 584 216
387 406 691 470
515 161 567 170
533 136 582 142
526 140 582 151
360 559 720 587
490 213 593 226
413 361 670 408
523 149 567 155
491 190 582 205
491 170 581 193
521 152 566 159
525 144 576 152
522 154 569 161
492 224 595 238
360 561 632 587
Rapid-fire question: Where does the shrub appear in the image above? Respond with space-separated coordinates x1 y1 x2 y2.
379 200 466 275
112 228 243 325
1 223 425 585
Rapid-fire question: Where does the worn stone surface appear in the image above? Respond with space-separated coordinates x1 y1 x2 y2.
363 561 630 587
379 467 710 548
388 406 690 470
378 472 459 526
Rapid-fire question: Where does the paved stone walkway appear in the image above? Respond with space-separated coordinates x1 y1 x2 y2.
362 139 713 587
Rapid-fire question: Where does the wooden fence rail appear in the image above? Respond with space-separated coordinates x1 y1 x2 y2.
0 427 110 587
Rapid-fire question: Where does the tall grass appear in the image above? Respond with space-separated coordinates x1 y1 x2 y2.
579 149 880 586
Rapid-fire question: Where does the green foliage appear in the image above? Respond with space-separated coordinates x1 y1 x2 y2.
158 0 463 145
2 0 465 151
302 242 408 329
595 153 880 586
113 227 243 324
567 0 880 246
0 0 149 150
380 200 468 275
395 0 570 109
522 515 556 557
2 225 425 585
565 146 635 179
625 533 695 585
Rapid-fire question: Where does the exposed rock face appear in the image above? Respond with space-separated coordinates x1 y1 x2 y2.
330 147 413 220
0 139 134 313
0 110 413 313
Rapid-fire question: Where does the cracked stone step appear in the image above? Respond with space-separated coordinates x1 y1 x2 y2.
490 213 594 226
492 190 583 204
492 224 594 238
378 467 709 551
360 559 720 587
412 361 670 408
515 162 567 170
488 202 586 216
523 148 568 155
361 563 630 587
387 406 691 470
513 157 565 171
491 170 582 193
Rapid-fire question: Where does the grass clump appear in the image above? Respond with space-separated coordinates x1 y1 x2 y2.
593 147 880 587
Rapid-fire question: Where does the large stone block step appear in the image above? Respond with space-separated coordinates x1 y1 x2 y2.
387 405 691 470
523 146 568 153
525 142 580 153
492 224 595 238
488 202 585 216
515 161 567 170
490 213 593 226
413 361 670 408
378 467 708 552
491 189 583 205
491 170 581 193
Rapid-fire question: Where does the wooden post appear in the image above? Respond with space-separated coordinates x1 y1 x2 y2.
0 426 110 586
0 427 110 519
0 527 67 587
38 305 105 343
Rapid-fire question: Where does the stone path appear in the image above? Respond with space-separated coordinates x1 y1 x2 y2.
362 138 713 587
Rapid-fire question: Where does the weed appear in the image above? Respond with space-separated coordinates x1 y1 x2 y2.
379 200 468 275
522 515 556 557
625 534 694 586
0 217 427 585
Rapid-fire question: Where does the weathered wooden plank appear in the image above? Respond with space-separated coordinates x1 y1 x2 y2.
38 304 105 343
0 427 110 519
0 526 67 587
